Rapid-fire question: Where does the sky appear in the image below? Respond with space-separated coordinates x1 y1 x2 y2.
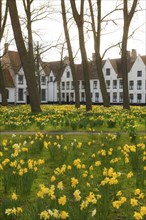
2 0 146 63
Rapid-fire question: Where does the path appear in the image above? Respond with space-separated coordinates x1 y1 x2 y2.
0 131 146 135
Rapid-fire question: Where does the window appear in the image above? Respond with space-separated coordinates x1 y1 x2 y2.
66 81 70 90
137 94 142 103
137 71 142 77
129 81 134 90
71 81 74 90
129 94 134 103
70 93 74 102
93 81 97 89
108 93 110 102
62 82 65 90
41 76 46 85
95 93 99 102
82 81 85 89
119 92 123 102
18 88 23 101
81 92 85 102
91 93 93 100
137 80 142 90
66 71 70 78
119 80 123 89
106 80 110 89
113 80 117 89
106 68 110 76
41 89 46 101
18 75 23 84
50 76 53 82
62 93 65 101
66 93 69 102
113 92 117 102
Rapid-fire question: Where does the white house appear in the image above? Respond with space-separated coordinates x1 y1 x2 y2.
0 49 146 105
128 55 146 104
1 50 49 104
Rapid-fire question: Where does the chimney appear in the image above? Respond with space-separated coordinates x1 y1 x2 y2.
131 49 137 62
126 50 131 60
63 56 70 66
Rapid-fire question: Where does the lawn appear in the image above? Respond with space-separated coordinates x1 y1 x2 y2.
0 105 146 220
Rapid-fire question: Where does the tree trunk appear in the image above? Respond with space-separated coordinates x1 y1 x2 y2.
88 0 110 107
78 27 92 111
61 0 80 108
121 0 138 110
96 53 110 106
8 0 41 113
121 28 130 109
70 0 92 111
0 0 8 106
0 61 8 106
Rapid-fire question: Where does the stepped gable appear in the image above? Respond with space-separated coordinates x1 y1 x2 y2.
7 51 21 73
3 69 15 88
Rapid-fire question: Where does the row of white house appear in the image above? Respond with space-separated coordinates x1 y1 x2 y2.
0 49 146 104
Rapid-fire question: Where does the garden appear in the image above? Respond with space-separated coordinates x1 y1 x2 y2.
0 105 146 220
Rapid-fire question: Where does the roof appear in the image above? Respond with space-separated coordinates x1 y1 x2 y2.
41 60 66 81
7 51 21 73
140 55 146 65
109 57 135 78
3 50 146 83
75 62 98 80
3 69 15 88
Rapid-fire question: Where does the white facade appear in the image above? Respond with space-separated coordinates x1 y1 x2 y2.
1 51 146 105
0 88 15 103
57 56 146 104
57 66 74 103
48 71 57 102
14 66 49 104
128 56 146 104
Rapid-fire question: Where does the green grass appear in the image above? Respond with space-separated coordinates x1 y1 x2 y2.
0 133 146 220
0 105 146 219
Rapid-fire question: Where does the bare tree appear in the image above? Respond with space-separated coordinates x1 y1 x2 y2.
0 0 8 106
61 0 80 108
88 0 110 107
70 0 92 111
7 0 41 113
121 0 138 109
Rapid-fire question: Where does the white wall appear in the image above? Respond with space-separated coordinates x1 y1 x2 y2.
129 56 146 103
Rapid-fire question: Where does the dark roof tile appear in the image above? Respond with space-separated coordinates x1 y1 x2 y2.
3 69 15 88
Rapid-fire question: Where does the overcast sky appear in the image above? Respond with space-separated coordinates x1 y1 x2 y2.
2 0 146 63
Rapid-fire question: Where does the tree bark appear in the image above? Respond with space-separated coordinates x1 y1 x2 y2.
88 0 110 107
0 61 8 105
0 0 8 105
70 0 92 111
7 0 41 113
121 0 138 110
61 0 80 108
